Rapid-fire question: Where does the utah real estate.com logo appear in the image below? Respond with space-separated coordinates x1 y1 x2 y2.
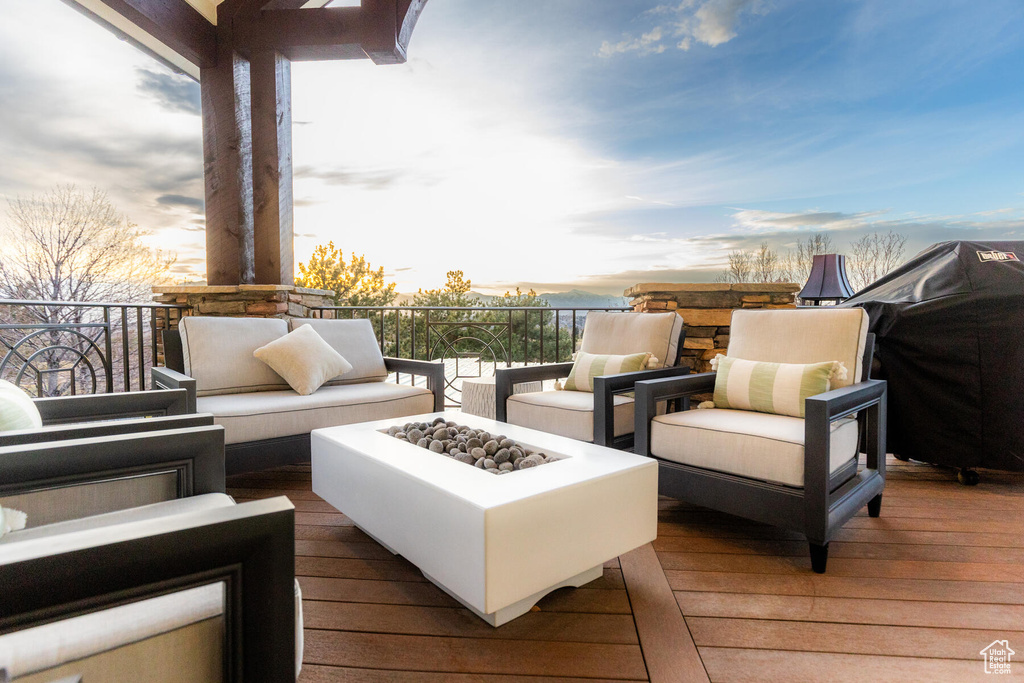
981 640 1014 675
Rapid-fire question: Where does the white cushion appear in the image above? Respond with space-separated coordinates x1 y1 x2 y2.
579 311 683 368
289 319 388 385
505 390 634 443
726 309 869 389
254 325 353 396
198 383 435 444
650 408 859 488
0 380 42 432
179 317 289 396
0 493 236 543
0 582 224 679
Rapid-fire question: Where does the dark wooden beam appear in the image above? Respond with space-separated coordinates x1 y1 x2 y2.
251 51 294 286
92 0 216 68
233 7 364 60
201 45 255 285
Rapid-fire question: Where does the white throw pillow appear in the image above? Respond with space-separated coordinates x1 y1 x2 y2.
253 325 353 396
0 380 43 432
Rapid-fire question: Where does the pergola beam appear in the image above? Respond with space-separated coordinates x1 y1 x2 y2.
92 0 216 69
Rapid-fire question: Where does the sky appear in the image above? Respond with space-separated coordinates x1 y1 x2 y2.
1 0 1023 295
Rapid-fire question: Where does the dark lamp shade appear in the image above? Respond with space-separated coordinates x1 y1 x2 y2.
799 254 855 303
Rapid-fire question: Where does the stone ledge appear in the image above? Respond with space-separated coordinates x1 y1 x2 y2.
624 283 732 297
153 284 334 297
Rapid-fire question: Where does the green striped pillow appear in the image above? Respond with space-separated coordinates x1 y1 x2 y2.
563 351 650 393
710 356 845 418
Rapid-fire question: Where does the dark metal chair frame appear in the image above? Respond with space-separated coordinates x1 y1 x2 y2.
154 328 446 474
0 424 297 682
634 334 886 573
494 324 689 449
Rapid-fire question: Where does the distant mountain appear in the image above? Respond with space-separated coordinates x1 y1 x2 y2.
535 289 628 309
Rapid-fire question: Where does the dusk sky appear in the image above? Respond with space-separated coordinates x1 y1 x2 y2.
1 0 1023 294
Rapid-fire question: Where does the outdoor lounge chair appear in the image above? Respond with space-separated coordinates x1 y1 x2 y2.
0 422 299 682
634 308 887 573
495 311 687 448
0 384 195 448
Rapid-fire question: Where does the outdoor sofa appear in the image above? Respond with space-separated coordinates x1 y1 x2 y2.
153 316 445 474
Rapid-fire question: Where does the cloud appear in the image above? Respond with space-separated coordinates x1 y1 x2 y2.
157 194 204 211
294 165 424 190
136 69 201 116
599 0 768 57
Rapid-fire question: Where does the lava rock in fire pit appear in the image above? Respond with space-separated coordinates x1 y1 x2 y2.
382 420 560 475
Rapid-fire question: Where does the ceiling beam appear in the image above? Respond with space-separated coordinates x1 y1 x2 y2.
91 0 216 69
232 7 365 60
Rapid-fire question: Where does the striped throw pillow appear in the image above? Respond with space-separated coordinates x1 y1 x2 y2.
563 351 651 393
709 355 846 418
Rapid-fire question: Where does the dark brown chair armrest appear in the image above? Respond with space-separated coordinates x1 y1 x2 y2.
384 358 445 411
494 363 575 422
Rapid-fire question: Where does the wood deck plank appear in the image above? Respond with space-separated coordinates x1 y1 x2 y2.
619 544 709 683
303 631 649 680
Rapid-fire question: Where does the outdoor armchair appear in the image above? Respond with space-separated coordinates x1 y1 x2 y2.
0 423 299 682
634 308 886 573
0 384 195 449
495 311 688 448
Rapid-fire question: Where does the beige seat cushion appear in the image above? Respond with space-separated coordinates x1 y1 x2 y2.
579 311 684 368
198 383 435 444
650 408 859 488
290 318 388 385
505 390 634 443
179 317 289 396
726 308 870 389
0 582 225 680
254 324 353 396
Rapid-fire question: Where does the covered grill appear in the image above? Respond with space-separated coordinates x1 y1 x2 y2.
841 240 1024 475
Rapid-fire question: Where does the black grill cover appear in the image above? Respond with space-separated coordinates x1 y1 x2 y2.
841 240 1024 471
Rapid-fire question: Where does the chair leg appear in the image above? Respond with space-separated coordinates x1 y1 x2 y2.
809 542 829 574
868 493 883 518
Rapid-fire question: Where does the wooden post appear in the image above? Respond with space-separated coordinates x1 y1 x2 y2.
200 46 254 285
250 51 294 286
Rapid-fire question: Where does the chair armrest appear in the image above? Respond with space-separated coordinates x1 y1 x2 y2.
494 363 574 422
0 497 296 683
151 367 197 414
804 379 887 541
633 372 717 457
384 358 445 411
0 425 226 500
0 413 215 448
592 366 692 446
33 389 192 426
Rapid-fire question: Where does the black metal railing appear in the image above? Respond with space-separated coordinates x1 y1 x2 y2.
0 300 629 400
311 305 630 405
0 299 189 397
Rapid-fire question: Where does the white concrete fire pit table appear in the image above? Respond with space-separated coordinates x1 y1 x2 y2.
311 411 657 626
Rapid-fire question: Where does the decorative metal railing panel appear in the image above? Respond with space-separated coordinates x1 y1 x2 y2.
0 300 189 397
311 306 630 406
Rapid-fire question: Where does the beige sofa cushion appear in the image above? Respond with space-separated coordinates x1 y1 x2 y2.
579 311 684 368
290 319 388 385
254 325 353 396
726 308 869 389
650 408 859 488
198 382 435 444
506 390 634 443
179 317 289 396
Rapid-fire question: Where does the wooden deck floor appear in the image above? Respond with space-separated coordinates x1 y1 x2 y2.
227 456 1024 682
